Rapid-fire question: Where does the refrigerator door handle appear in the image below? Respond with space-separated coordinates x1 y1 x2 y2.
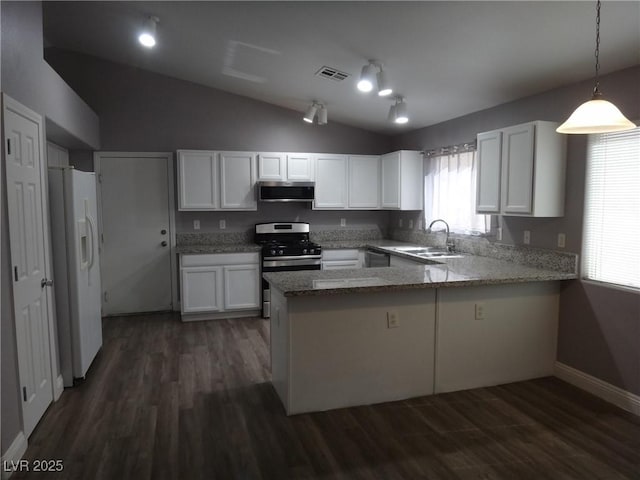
86 214 96 270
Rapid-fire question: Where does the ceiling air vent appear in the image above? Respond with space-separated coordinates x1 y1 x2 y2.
315 66 350 82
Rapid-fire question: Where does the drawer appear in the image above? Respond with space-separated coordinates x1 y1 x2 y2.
321 249 360 261
181 252 259 267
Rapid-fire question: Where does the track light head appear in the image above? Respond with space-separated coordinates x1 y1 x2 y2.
389 96 409 124
357 62 376 92
303 103 317 123
376 69 392 97
317 106 328 125
139 16 159 48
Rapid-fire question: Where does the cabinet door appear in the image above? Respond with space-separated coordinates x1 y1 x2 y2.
223 264 260 310
314 155 348 209
181 267 223 313
476 131 502 213
178 150 218 210
501 124 535 214
287 154 313 181
219 151 257 210
257 152 286 181
349 155 381 209
381 152 400 208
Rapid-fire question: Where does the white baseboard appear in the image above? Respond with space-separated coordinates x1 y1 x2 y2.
1 431 28 480
54 374 64 401
554 362 640 416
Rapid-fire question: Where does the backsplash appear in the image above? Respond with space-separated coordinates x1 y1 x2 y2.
310 226 386 243
389 228 578 274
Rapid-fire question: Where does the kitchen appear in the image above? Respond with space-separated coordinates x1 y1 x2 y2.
2 1 639 479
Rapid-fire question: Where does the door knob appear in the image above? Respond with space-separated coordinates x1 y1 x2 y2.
161 241 168 247
161 229 167 235
41 278 53 288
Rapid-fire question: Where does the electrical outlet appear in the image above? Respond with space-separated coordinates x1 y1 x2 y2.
193 220 200 230
340 218 346 227
496 227 502 241
399 218 403 227
387 311 400 328
219 219 226 230
409 219 414 229
475 303 485 320
557 233 566 248
523 230 531 245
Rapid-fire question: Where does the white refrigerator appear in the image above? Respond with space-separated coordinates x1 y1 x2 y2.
49 167 102 387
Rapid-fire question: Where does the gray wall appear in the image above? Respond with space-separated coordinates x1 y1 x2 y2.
392 66 640 396
44 48 395 233
1 1 100 455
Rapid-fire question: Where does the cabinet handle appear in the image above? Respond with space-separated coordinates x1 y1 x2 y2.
161 241 168 247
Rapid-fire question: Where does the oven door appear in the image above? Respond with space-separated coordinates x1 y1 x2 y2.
261 256 321 318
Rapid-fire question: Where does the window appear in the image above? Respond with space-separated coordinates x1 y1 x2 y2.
424 150 489 234
583 126 640 290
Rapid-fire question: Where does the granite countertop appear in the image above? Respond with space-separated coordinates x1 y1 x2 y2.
177 244 262 254
263 255 577 297
319 239 410 249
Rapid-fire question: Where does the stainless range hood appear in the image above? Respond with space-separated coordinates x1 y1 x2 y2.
257 181 315 203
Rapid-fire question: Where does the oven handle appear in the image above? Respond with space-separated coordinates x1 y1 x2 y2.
263 255 322 262
263 259 322 268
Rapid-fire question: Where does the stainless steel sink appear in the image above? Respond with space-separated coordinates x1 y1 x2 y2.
384 245 464 259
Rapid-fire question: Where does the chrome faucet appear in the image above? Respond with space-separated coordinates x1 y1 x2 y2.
428 219 455 252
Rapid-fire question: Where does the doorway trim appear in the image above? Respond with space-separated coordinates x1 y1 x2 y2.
93 151 178 312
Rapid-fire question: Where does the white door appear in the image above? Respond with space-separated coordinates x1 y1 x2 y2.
257 152 286 181
314 155 348 209
223 264 260 310
97 153 175 315
4 95 54 436
219 151 257 210
181 267 223 313
177 150 218 210
287 154 313 181
476 131 502 214
349 155 380 209
381 152 400 208
501 124 535 214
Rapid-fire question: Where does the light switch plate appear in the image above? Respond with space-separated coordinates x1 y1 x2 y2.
193 220 200 230
340 218 346 227
219 219 226 230
523 230 531 245
496 227 502 241
409 219 414 229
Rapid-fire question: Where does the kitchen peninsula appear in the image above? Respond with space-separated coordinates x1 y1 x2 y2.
264 252 576 415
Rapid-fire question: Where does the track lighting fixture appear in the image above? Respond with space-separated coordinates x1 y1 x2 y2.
303 101 327 125
388 96 409 124
139 16 159 48
357 60 393 97
557 0 635 134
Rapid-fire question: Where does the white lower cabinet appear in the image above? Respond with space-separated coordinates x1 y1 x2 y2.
322 249 363 270
180 253 260 319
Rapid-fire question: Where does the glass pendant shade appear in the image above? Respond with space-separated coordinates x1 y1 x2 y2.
556 97 637 134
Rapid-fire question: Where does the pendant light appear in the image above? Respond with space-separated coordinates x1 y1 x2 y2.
556 1 636 134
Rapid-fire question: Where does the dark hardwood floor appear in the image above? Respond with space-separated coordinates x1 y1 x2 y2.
15 313 640 479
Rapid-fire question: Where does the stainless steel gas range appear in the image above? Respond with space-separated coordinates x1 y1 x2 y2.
255 222 322 318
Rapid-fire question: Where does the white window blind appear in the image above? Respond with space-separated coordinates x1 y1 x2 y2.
583 126 640 290
424 150 490 234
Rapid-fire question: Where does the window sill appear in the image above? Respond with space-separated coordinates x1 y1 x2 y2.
581 278 640 295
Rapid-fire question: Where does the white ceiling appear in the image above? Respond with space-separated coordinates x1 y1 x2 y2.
42 1 640 134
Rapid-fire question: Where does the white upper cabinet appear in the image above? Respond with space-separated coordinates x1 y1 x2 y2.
257 152 286 181
178 150 256 211
219 151 257 210
257 152 313 181
381 150 423 210
476 131 502 213
476 121 566 217
177 150 218 210
314 154 348 209
348 155 381 209
287 154 313 181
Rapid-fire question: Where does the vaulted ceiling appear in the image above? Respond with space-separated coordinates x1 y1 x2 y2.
43 1 640 133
